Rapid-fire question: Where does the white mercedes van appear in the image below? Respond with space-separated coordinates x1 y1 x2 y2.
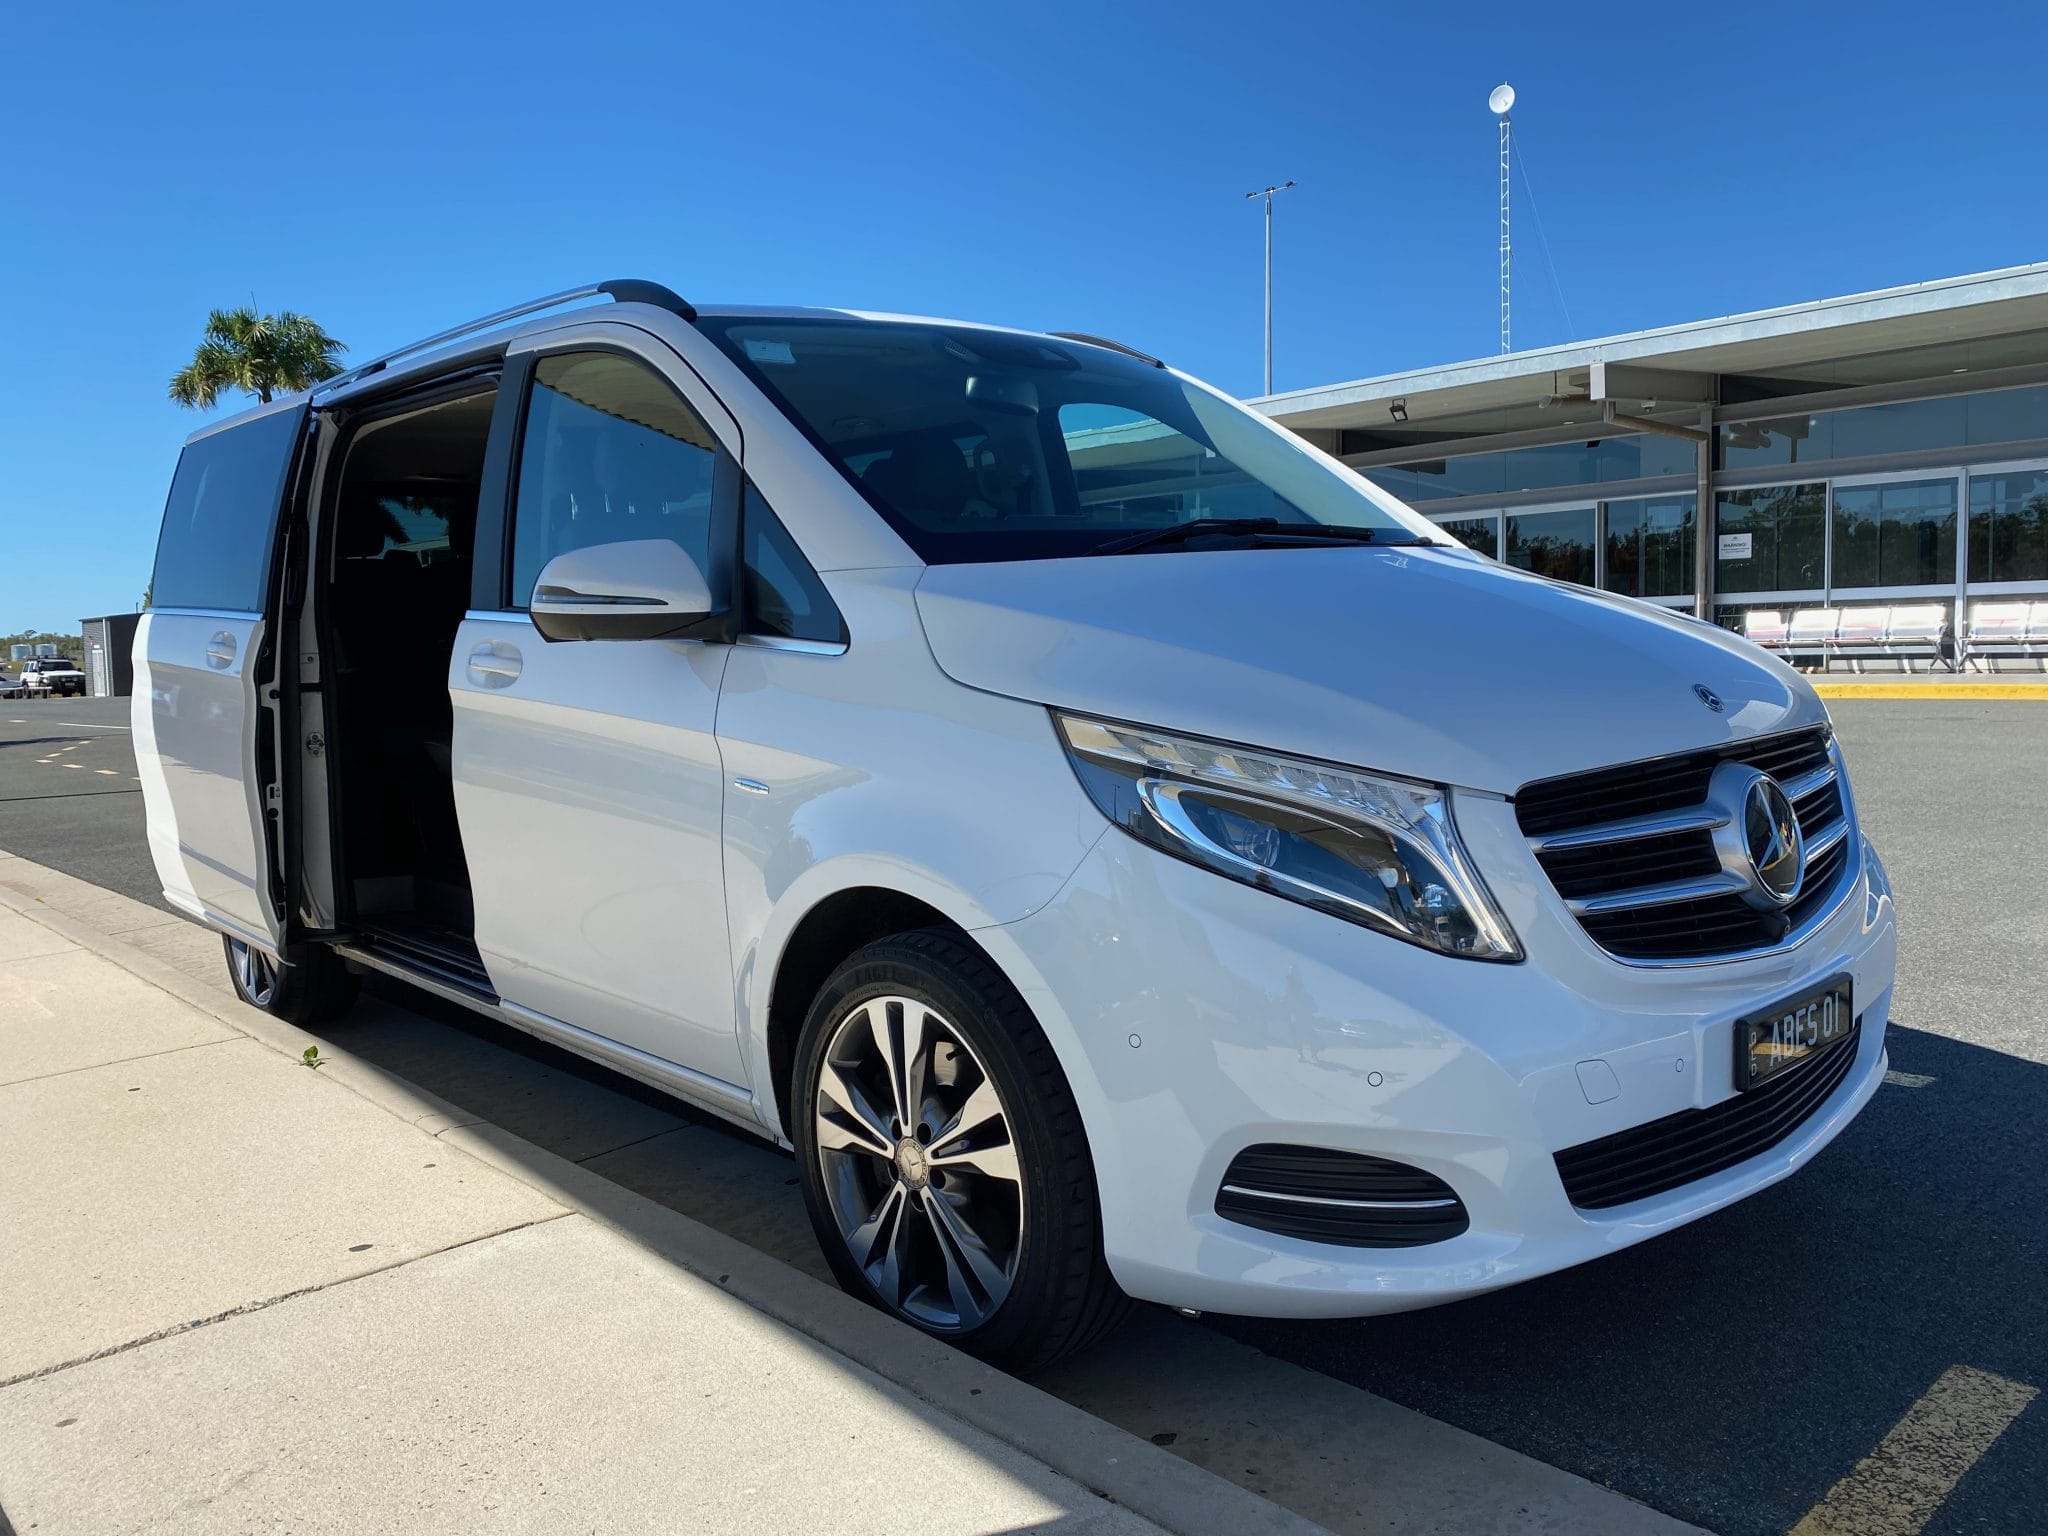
137 281 1896 1370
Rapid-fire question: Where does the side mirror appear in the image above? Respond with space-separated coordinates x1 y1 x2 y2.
529 539 724 643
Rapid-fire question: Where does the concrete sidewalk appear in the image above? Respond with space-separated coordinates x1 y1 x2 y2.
0 875 1319 1535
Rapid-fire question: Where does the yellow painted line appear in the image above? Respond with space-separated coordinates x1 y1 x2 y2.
95 768 118 776
1789 1365 2036 1536
1815 683 2048 699
61 762 84 770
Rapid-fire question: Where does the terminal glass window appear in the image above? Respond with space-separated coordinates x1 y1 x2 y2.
1363 435 1694 503
1603 494 1696 599
1716 483 1824 593
1968 467 2048 584
1435 512 1499 559
1719 383 2048 471
1504 506 1595 586
1831 478 1957 589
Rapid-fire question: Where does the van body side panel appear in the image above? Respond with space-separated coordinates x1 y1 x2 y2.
451 614 743 1082
132 609 275 940
131 616 201 918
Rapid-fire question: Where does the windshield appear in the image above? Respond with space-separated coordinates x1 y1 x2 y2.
697 316 1423 563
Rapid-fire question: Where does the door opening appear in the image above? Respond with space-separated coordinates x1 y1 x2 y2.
320 385 496 980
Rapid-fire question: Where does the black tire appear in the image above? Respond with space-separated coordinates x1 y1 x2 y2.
790 929 1130 1374
223 935 361 1025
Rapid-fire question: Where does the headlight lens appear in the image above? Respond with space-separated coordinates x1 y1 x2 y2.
1055 712 1521 961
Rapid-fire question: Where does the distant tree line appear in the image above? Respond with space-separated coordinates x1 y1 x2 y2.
2 629 78 657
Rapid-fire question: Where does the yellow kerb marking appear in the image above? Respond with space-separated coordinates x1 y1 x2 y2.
1814 683 2048 700
1789 1365 2036 1536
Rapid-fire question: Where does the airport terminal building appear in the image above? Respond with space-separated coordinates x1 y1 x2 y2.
1256 263 2048 664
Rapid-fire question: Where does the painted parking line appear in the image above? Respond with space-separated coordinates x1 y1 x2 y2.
57 721 127 730
1789 1365 2036 1536
94 769 119 777
1883 1070 1937 1088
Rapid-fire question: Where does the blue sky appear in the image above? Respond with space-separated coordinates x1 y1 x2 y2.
4 0 2046 633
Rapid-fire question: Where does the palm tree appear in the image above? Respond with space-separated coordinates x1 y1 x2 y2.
168 307 347 408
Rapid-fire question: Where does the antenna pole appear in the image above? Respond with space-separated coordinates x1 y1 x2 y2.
1264 190 1274 393
1246 181 1296 394
1499 111 1512 354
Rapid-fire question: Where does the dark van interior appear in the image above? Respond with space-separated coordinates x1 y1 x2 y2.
320 385 496 981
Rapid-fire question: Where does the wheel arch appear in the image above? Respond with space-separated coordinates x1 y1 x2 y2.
762 884 977 1140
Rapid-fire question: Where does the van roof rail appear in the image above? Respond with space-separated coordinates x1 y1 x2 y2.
1050 331 1165 369
315 279 698 396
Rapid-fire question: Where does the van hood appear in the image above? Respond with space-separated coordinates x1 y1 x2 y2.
913 545 1824 794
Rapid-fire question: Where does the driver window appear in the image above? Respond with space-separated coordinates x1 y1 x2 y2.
510 351 720 607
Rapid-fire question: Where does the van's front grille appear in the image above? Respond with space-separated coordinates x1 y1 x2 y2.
1516 727 1855 963
1554 1019 1862 1209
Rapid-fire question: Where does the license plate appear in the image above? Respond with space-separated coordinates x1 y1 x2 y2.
1736 977 1854 1091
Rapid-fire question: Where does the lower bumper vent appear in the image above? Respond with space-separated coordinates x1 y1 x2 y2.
1215 1144 1470 1248
1554 1021 1862 1211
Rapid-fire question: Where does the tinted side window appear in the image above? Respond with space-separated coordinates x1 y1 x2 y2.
743 482 844 645
511 351 719 607
151 405 304 611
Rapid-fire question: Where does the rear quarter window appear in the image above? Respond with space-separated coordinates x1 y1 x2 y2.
151 405 305 612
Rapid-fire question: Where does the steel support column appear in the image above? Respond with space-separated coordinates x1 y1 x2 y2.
1694 403 1716 620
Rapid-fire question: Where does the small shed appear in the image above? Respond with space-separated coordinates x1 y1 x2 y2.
80 613 142 698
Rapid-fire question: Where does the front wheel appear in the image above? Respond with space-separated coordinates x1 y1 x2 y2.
223 936 361 1025
791 930 1129 1373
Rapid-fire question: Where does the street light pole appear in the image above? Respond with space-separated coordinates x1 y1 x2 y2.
1245 180 1295 394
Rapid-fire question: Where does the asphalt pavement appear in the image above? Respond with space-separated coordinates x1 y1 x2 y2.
3 692 2042 1536
0 696 161 909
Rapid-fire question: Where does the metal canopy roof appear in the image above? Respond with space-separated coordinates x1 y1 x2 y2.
1254 262 2048 442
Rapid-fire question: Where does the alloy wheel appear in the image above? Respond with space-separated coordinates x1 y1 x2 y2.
812 994 1024 1331
228 939 277 1009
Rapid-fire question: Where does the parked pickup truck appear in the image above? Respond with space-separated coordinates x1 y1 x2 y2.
21 658 86 697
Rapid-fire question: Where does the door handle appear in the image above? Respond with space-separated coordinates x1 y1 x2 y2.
205 631 237 670
466 640 522 689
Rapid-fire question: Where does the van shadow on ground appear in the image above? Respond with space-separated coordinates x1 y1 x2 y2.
319 986 2045 1536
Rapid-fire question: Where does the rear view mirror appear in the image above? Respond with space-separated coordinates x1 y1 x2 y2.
529 539 723 643
965 374 1039 416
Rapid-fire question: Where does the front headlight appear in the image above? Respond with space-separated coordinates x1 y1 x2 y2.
1055 712 1521 961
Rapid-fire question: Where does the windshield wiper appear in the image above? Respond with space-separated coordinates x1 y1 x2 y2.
1088 518 1440 556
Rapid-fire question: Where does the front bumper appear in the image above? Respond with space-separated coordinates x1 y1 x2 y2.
984 812 1897 1318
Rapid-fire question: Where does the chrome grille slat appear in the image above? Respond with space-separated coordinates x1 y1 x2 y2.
1803 816 1849 861
1779 762 1838 801
1516 727 1858 964
1532 806 1730 852
1567 870 1752 915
